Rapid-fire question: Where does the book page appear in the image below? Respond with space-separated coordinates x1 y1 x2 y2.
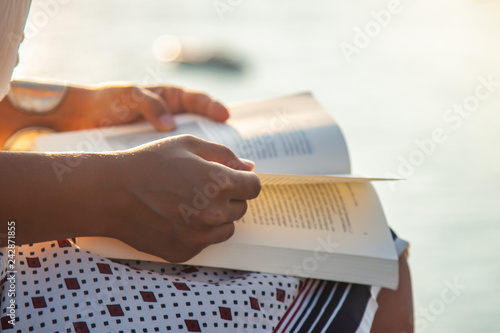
35 92 351 175
257 173 400 185
242 183 358 232
231 182 395 259
209 92 350 174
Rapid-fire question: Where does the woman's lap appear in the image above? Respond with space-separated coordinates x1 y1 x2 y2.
0 233 408 332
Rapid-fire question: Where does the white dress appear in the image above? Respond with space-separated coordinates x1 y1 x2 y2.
0 0 31 101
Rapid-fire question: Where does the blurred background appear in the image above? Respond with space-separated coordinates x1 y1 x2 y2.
13 0 500 331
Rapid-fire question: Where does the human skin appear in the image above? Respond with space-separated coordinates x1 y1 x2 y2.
0 84 261 262
372 251 414 333
0 82 229 148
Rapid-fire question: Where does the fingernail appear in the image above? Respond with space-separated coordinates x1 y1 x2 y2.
240 158 255 169
159 114 175 130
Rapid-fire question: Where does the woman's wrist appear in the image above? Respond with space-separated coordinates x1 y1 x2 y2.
79 150 134 241
52 150 131 240
0 151 124 246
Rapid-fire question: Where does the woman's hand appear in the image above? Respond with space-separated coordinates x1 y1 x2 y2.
0 81 228 148
62 84 229 132
1 135 259 261
103 135 260 263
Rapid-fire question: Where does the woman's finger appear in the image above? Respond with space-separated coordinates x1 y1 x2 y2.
133 87 176 131
185 136 254 171
225 200 249 223
179 137 261 200
201 221 236 245
147 86 230 122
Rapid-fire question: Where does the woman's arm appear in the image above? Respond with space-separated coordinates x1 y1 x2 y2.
0 80 229 149
0 135 260 262
0 150 114 245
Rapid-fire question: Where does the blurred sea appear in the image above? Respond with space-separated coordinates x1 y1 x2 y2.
14 0 500 331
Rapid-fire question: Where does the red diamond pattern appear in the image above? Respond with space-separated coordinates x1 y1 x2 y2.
26 257 41 268
64 278 80 290
276 288 286 302
97 263 113 274
1 316 14 329
57 239 71 247
73 321 90 333
140 291 157 302
249 297 260 311
219 306 232 321
32 296 47 308
107 304 124 317
173 282 191 291
185 319 201 332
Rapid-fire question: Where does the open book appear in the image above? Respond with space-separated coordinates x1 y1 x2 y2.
35 92 399 289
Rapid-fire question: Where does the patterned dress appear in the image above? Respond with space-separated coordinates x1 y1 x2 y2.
0 233 407 332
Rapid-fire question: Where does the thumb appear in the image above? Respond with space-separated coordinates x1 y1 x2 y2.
192 139 255 171
136 88 176 132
